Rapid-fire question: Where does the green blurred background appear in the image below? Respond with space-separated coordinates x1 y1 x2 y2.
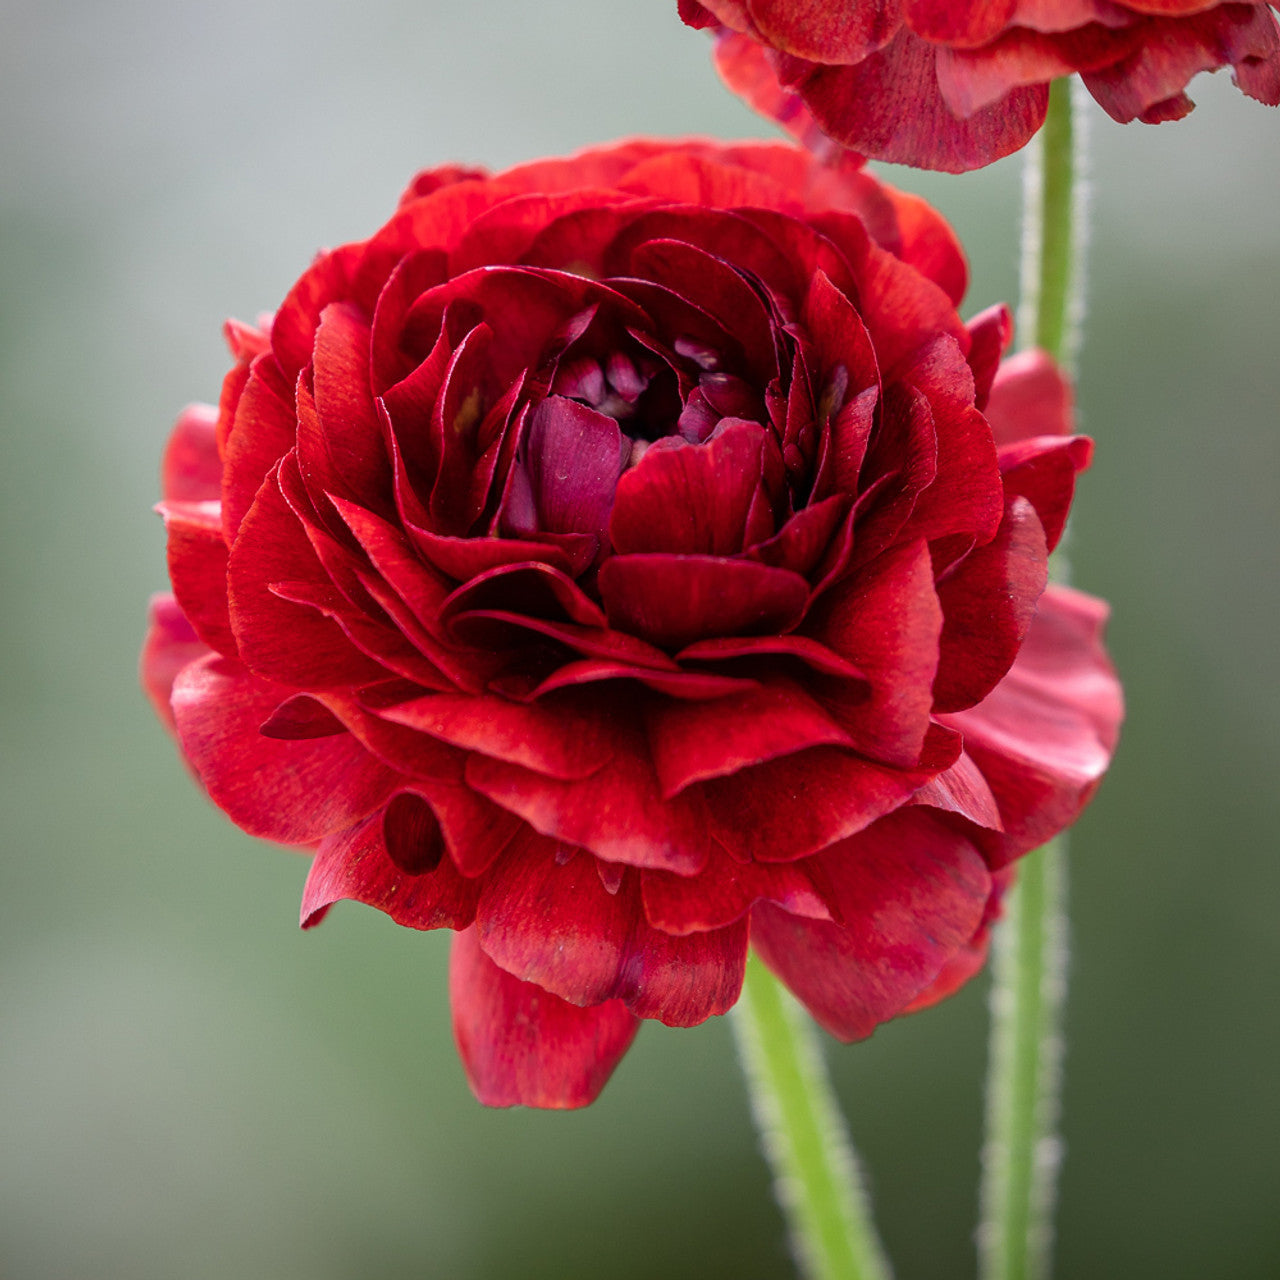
2 3 1277 1276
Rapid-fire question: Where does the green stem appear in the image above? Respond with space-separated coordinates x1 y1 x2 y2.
980 78 1087 1280
733 952 892 1280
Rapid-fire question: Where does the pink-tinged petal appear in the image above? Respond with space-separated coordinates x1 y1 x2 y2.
807 539 941 767
220 354 297 540
611 421 769 557
159 499 236 658
904 867 1014 1014
476 838 747 1024
226 466 388 688
936 27 1136 117
707 726 962 864
998 433 1093 552
946 584 1123 865
933 496 1048 714
985 348 1074 445
1083 6 1280 121
466 723 712 875
171 656 400 844
525 396 625 542
798 30 1049 171
598 554 809 651
642 845 831 935
141 594 211 734
965 305 1013 411
646 677 853 797
752 807 991 1040
380 690 616 780
450 928 639 1109
301 806 478 931
162 403 222 502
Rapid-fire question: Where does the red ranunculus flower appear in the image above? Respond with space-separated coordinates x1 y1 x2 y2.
142 139 1121 1108
680 0 1280 170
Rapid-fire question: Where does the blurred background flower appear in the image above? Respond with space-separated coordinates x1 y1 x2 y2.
1 2 1277 1277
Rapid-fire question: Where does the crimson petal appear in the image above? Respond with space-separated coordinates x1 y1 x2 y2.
450 928 639 1109
752 808 991 1039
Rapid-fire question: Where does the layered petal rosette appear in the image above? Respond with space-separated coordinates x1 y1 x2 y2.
679 0 1280 170
143 140 1121 1108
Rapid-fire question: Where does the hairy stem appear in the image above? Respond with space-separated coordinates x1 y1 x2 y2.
733 952 892 1280
980 77 1088 1280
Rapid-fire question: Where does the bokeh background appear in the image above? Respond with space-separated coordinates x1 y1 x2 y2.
2 3 1278 1277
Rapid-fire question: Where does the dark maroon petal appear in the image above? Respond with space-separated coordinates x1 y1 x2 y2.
945 584 1123 865
998 434 1093 552
611 421 769 557
159 499 236 658
598 554 809 651
466 724 712 875
524 396 625 541
806 538 941 766
441 561 609 633
752 807 991 1040
171 656 400 845
933 496 1049 714
745 496 852 579
301 806 477 931
162 403 222 502
985 349 1074 446
141 594 211 734
642 844 831 935
380 691 616 780
259 693 347 740
707 726 962 864
450 928 639 1109
476 838 746 1025
646 677 852 797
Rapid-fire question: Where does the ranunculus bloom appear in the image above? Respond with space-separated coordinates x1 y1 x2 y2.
679 0 1280 170
143 139 1121 1108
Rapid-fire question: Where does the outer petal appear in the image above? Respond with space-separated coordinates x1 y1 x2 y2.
947 584 1123 865
171 655 400 845
751 808 991 1039
301 807 479 931
450 928 639 1109
475 839 747 1025
797 30 1050 171
141 594 211 734
162 403 222 502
